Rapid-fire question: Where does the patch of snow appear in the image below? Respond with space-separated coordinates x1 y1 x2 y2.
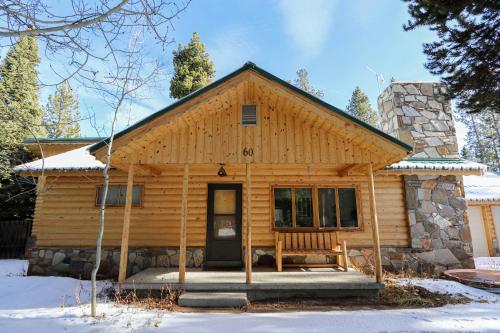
13 145 105 172
0 276 112 310
0 259 28 277
464 172 500 202
388 159 487 172
475 257 500 271
397 278 500 303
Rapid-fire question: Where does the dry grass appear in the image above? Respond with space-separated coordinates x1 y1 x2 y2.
379 279 469 308
112 285 182 311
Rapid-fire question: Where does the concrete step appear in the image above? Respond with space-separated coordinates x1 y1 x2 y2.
178 292 248 308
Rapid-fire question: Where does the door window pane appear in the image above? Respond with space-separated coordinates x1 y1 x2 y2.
295 188 313 227
274 188 292 228
338 188 358 228
214 190 236 214
213 216 237 239
318 188 337 228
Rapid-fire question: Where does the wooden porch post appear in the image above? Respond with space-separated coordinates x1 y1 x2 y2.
245 163 252 284
367 163 383 283
118 164 135 283
481 205 495 257
179 163 189 284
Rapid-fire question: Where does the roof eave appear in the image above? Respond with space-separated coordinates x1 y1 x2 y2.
89 62 413 155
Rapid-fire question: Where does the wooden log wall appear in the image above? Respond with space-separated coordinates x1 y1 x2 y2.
32 164 409 249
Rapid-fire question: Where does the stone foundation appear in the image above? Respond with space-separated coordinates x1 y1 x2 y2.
27 247 204 279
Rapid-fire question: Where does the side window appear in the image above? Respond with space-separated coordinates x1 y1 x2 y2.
96 185 142 206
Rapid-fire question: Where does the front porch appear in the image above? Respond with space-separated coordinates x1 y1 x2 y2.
119 267 383 300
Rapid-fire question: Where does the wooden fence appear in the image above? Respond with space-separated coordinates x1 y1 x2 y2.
0 220 32 259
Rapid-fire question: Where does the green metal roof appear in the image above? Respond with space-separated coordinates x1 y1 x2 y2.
90 62 413 153
24 137 105 144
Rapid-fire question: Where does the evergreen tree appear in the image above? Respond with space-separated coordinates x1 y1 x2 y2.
0 36 44 180
43 81 81 138
169 32 215 99
403 1 499 113
289 68 324 99
345 86 378 128
457 108 500 171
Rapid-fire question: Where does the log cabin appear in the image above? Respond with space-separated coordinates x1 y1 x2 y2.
15 62 487 283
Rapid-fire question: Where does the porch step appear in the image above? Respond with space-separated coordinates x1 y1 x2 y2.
178 292 248 308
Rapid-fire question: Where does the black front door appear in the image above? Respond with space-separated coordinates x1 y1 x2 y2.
205 184 243 268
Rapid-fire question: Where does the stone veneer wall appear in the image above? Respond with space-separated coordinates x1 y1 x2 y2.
373 81 475 275
28 247 204 279
27 247 351 279
378 82 459 159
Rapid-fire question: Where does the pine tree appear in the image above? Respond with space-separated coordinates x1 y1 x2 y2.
403 1 499 113
289 68 324 99
345 86 378 128
0 36 44 179
169 32 215 99
43 81 81 138
457 109 500 171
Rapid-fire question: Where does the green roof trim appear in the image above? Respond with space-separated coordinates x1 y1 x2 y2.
90 62 413 153
24 137 105 144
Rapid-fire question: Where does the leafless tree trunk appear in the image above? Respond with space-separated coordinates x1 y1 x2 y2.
89 30 160 316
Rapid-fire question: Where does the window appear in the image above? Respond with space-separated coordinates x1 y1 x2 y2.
96 185 142 206
318 188 337 228
241 104 257 126
274 188 293 228
295 188 313 227
273 185 359 230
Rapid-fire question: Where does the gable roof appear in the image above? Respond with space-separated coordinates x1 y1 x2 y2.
89 62 412 154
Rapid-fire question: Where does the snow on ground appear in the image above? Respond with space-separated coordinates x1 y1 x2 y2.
397 277 500 303
0 259 28 277
0 260 499 333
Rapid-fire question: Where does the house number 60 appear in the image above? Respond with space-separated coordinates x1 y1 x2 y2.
243 147 254 157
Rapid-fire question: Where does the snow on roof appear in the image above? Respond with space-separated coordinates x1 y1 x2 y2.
387 159 487 172
13 145 105 173
464 172 500 202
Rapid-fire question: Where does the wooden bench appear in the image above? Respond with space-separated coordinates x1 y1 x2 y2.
274 231 349 272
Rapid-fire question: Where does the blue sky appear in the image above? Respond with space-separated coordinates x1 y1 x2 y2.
37 0 467 145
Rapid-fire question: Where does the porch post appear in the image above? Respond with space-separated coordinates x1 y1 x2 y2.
245 163 252 284
118 164 135 283
367 163 383 283
179 163 189 284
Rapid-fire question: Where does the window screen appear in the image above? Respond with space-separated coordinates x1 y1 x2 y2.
97 185 142 206
241 104 257 126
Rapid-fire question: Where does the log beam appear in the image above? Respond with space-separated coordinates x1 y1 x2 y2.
367 163 383 283
178 163 189 283
118 164 135 283
245 163 252 284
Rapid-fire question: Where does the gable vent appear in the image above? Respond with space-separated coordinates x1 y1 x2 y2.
241 104 257 126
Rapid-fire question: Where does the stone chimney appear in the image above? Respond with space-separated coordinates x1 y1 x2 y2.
378 82 459 159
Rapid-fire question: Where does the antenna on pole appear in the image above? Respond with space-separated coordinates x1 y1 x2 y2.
366 66 385 94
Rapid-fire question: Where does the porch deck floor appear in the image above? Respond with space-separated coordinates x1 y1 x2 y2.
119 267 383 299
